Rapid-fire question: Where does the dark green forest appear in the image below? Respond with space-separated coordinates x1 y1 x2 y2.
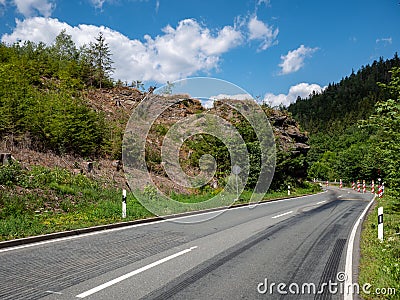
288 55 400 191
289 54 400 134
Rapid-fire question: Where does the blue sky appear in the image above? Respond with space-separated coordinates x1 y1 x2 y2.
0 0 399 106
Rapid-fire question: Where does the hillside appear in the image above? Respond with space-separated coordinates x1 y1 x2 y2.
1 86 311 194
288 54 400 134
0 34 317 242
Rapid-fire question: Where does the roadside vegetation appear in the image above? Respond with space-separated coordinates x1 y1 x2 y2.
0 161 320 241
359 190 400 299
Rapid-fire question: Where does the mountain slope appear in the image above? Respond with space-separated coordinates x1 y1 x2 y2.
288 54 400 134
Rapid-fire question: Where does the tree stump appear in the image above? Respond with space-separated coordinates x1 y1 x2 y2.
0 153 12 165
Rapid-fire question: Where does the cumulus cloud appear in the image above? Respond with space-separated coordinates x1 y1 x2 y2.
263 83 326 107
1 17 243 83
279 45 318 75
13 0 55 17
247 16 278 51
202 93 254 108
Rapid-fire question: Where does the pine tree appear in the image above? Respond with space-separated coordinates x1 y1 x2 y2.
89 32 114 88
52 29 77 61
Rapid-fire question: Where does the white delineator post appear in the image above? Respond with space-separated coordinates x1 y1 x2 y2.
339 179 342 189
288 185 291 196
122 189 127 219
378 206 383 241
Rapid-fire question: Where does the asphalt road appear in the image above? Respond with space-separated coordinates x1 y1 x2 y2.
0 186 374 300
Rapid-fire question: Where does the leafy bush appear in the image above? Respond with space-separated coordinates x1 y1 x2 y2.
0 161 22 186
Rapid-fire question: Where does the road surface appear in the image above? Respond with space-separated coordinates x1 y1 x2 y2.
0 186 374 299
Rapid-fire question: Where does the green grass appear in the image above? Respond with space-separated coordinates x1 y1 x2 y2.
0 188 153 241
358 189 400 299
0 162 321 241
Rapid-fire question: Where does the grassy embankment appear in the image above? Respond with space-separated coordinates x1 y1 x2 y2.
0 162 320 241
359 190 400 299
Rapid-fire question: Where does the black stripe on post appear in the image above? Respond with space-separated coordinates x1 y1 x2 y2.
378 214 383 224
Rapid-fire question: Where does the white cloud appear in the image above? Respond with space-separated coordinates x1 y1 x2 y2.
155 0 160 13
90 0 106 9
13 0 55 17
247 16 278 51
376 37 392 45
211 93 253 100
279 45 318 75
263 83 326 107
202 93 253 108
256 0 270 7
0 0 6 5
1 17 243 83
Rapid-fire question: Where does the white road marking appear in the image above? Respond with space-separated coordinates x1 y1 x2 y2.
338 195 343 198
271 211 293 219
344 196 375 300
45 291 62 295
76 246 198 298
316 201 326 205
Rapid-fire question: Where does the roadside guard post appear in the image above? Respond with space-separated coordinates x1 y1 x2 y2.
378 207 383 241
288 185 291 196
339 179 342 189
122 189 127 219
371 180 375 194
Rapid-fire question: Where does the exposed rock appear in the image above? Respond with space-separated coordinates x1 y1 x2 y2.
2 89 310 194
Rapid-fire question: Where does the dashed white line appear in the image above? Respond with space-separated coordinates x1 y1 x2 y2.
45 291 62 295
271 211 293 219
76 246 198 298
316 200 326 205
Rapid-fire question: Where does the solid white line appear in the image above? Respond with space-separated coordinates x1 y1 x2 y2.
344 196 375 300
76 246 198 298
0 192 326 253
271 211 293 219
316 200 326 205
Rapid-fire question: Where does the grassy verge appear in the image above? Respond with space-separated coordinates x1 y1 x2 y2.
168 182 320 205
358 189 400 299
0 162 321 241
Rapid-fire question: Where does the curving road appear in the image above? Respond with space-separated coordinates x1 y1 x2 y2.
0 186 374 299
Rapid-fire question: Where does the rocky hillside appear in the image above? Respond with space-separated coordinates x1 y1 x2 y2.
2 87 310 193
